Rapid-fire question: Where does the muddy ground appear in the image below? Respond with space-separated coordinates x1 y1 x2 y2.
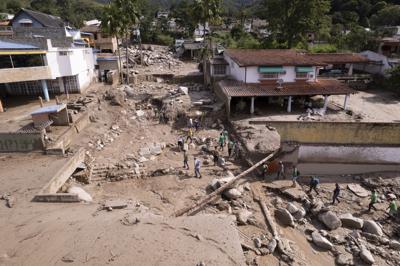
1 47 400 266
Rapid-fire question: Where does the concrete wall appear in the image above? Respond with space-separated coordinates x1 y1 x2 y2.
224 55 245 81
0 66 52 83
249 121 400 145
298 145 400 164
0 132 44 152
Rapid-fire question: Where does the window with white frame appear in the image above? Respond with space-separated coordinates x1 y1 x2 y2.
260 73 280 79
59 51 72 56
296 72 309 79
213 64 226 75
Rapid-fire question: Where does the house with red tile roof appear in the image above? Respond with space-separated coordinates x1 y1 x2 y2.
209 49 368 117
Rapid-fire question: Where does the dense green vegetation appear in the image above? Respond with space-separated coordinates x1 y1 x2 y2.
0 0 104 27
1 0 400 51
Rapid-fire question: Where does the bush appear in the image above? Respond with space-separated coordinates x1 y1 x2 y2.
156 34 174 47
309 44 338 53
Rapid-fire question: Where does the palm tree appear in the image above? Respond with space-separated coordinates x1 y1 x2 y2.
101 4 124 83
114 0 140 84
192 0 222 84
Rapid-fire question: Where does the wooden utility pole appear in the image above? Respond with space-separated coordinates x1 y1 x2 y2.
174 150 279 217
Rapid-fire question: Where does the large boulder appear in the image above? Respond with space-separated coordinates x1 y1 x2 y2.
311 200 325 215
293 207 306 220
335 253 354 265
311 231 333 250
286 202 299 214
267 239 277 253
389 240 400 250
340 213 364 229
223 188 242 200
360 247 375 265
363 220 383 236
236 209 253 225
318 211 342 230
275 208 295 227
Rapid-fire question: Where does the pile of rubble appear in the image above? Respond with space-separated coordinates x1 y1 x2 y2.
121 45 182 68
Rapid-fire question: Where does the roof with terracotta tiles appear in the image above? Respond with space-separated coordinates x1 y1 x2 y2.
225 49 326 67
218 79 355 97
306 53 369 64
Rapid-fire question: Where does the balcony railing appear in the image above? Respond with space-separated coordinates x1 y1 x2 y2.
0 26 13 35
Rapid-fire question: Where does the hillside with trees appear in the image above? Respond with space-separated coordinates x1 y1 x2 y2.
1 0 400 52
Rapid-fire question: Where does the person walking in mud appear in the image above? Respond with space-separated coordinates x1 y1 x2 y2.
332 183 341 204
292 166 300 187
368 190 378 212
227 139 234 157
218 133 225 151
187 127 194 143
183 151 189 170
308 176 320 195
276 161 284 179
387 199 398 219
194 157 202 178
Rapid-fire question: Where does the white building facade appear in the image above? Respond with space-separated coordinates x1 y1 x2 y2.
0 39 95 100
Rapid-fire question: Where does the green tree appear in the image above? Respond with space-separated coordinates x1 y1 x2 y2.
192 0 222 39
31 0 59 16
371 5 400 27
170 0 196 38
101 3 124 83
260 0 331 48
109 0 141 84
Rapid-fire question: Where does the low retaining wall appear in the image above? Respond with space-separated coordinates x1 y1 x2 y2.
0 132 44 152
249 121 400 146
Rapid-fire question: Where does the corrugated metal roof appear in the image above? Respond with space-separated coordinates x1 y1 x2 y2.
0 40 40 50
218 79 355 97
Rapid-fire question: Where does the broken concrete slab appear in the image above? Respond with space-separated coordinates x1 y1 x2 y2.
33 148 86 202
104 200 128 210
67 186 92 202
33 193 80 203
347 184 369 198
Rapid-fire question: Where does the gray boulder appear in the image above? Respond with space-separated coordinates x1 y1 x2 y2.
311 200 325 215
311 231 333 250
360 247 375 265
275 208 295 227
267 239 277 253
340 213 364 229
293 207 306 220
318 211 342 230
389 240 400 250
236 209 253 225
286 202 299 214
335 253 354 265
363 220 383 236
223 188 242 200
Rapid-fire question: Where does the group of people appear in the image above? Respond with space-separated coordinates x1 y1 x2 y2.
262 161 398 218
179 124 243 178
367 189 398 218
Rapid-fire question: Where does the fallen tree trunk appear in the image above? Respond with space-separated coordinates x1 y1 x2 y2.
174 150 279 217
253 186 293 259
255 195 278 238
